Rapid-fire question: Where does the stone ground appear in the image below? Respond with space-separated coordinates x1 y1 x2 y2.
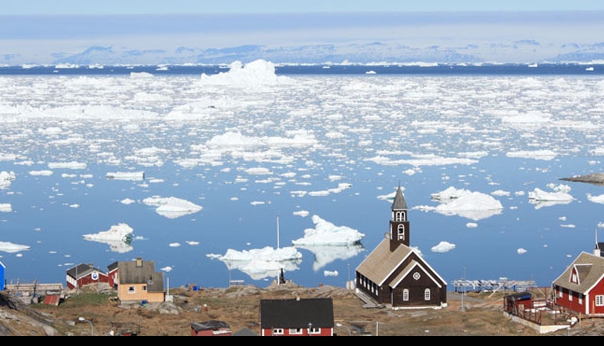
2 282 604 336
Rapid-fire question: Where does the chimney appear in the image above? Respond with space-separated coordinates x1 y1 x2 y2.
136 257 143 267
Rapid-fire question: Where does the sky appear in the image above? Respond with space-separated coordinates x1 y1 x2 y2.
4 0 604 15
1 0 604 64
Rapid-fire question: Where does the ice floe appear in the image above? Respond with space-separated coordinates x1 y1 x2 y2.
0 241 30 253
82 223 134 253
142 196 202 219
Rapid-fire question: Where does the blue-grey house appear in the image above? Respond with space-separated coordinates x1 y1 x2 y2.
0 261 5 291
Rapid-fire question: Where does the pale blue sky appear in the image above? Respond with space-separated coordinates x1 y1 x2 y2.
4 0 604 15
1 0 603 64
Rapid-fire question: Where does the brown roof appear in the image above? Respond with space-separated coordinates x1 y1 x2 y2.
356 238 413 286
357 238 447 288
552 252 604 294
117 259 164 293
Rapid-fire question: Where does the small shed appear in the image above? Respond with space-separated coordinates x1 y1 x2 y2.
504 291 533 314
190 320 232 336
0 261 5 291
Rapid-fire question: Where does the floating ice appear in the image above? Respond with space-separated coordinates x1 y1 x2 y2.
291 215 365 246
528 186 574 209
0 241 30 253
142 196 202 219
199 59 295 86
208 246 303 281
431 241 456 253
106 171 145 181
517 248 528 255
82 223 134 253
48 161 87 169
417 187 504 221
0 203 12 212
0 171 16 189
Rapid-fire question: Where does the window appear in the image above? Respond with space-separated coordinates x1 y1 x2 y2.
558 289 563 298
128 286 136 294
595 295 604 306
397 225 405 240
143 285 147 291
289 328 303 335
272 328 284 335
308 327 320 335
403 289 409 301
579 296 583 305
569 292 573 301
395 211 405 222
424 288 431 301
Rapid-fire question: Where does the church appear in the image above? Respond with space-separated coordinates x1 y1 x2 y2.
355 185 448 309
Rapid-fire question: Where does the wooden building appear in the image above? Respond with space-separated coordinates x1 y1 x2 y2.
259 297 334 336
355 185 447 309
552 246 604 316
115 257 165 303
66 263 109 289
107 261 118 289
0 261 5 291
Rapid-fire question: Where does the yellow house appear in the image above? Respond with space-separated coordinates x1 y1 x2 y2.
116 258 165 303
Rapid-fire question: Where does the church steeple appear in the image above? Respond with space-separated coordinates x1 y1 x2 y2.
389 185 410 251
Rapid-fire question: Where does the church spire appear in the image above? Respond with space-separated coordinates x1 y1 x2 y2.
392 184 407 211
389 184 410 251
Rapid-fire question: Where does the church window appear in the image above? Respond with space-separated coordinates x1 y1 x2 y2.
424 288 431 301
403 289 409 301
397 225 405 240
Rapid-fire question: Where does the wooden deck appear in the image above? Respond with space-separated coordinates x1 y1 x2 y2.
4 281 64 296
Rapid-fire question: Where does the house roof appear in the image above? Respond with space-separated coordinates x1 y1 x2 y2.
552 251 604 294
66 263 105 279
356 238 447 288
260 298 334 329
117 259 164 293
232 327 259 336
107 261 118 272
191 320 231 332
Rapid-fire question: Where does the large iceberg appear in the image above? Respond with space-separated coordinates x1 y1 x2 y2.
82 223 134 253
291 215 365 246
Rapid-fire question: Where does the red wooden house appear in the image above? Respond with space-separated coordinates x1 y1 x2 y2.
259 297 334 336
66 263 109 289
355 185 447 309
107 261 118 289
552 248 604 316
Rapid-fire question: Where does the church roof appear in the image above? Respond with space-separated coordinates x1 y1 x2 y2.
356 237 413 286
392 185 407 210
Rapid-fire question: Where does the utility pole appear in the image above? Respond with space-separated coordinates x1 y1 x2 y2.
460 267 466 312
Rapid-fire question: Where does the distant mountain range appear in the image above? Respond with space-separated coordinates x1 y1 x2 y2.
5 40 604 66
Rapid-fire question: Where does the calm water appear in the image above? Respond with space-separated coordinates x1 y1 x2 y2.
1 62 603 289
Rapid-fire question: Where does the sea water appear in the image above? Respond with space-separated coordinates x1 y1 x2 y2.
0 62 603 289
